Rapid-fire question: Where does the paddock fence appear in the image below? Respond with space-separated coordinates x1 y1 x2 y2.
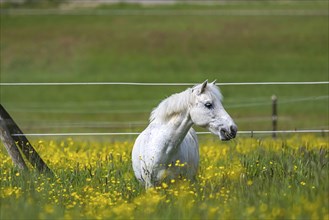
1 80 328 137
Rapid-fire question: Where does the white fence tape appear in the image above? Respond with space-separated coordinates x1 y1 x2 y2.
11 130 329 137
1 81 328 86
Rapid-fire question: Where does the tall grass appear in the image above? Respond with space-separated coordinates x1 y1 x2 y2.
1 135 328 219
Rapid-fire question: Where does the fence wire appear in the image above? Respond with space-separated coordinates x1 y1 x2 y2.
1 8 328 16
1 81 328 86
2 80 328 137
11 130 329 137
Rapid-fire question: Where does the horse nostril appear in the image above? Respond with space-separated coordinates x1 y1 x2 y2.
220 128 228 136
230 125 238 137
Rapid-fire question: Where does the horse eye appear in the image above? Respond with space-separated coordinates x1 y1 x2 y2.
204 102 213 109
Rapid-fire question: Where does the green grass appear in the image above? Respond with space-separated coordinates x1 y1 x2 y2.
0 135 328 219
0 4 328 219
0 3 328 135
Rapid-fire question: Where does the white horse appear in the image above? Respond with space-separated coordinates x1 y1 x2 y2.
132 80 237 188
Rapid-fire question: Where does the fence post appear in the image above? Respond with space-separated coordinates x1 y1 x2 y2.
272 95 278 138
0 118 28 170
0 105 53 175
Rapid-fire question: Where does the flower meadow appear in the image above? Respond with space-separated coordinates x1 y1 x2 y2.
0 135 328 219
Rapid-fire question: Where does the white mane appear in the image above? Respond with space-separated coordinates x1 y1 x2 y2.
150 88 192 123
150 83 223 123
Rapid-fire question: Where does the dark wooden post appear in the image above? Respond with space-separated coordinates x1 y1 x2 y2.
272 95 278 138
0 119 28 170
0 105 53 175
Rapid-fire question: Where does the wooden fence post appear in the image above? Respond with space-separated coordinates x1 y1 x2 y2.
272 95 278 138
0 119 28 170
0 104 53 175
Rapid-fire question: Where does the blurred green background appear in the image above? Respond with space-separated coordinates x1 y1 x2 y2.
0 1 328 138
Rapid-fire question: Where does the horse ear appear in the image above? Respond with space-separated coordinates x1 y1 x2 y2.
211 79 217 85
199 80 208 94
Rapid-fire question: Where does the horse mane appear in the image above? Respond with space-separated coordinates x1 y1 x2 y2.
150 83 223 123
150 88 192 123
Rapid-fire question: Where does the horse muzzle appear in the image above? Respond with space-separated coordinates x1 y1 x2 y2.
219 125 238 141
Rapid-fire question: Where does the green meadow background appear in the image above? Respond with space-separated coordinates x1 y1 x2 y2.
0 1 328 137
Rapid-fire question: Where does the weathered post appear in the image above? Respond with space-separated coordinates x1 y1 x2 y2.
272 95 278 138
0 118 28 170
0 105 53 175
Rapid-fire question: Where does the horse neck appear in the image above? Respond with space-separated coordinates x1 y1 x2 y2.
154 104 194 148
151 113 193 151
174 113 194 146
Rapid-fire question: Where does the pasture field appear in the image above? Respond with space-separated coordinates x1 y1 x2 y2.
0 135 328 219
1 2 328 135
0 3 328 218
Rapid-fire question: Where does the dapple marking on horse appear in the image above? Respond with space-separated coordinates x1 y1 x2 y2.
132 80 237 188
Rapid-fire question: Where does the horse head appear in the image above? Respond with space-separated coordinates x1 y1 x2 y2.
189 80 237 141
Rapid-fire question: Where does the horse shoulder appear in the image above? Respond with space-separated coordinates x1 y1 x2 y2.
188 127 198 146
179 128 199 167
132 124 170 166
